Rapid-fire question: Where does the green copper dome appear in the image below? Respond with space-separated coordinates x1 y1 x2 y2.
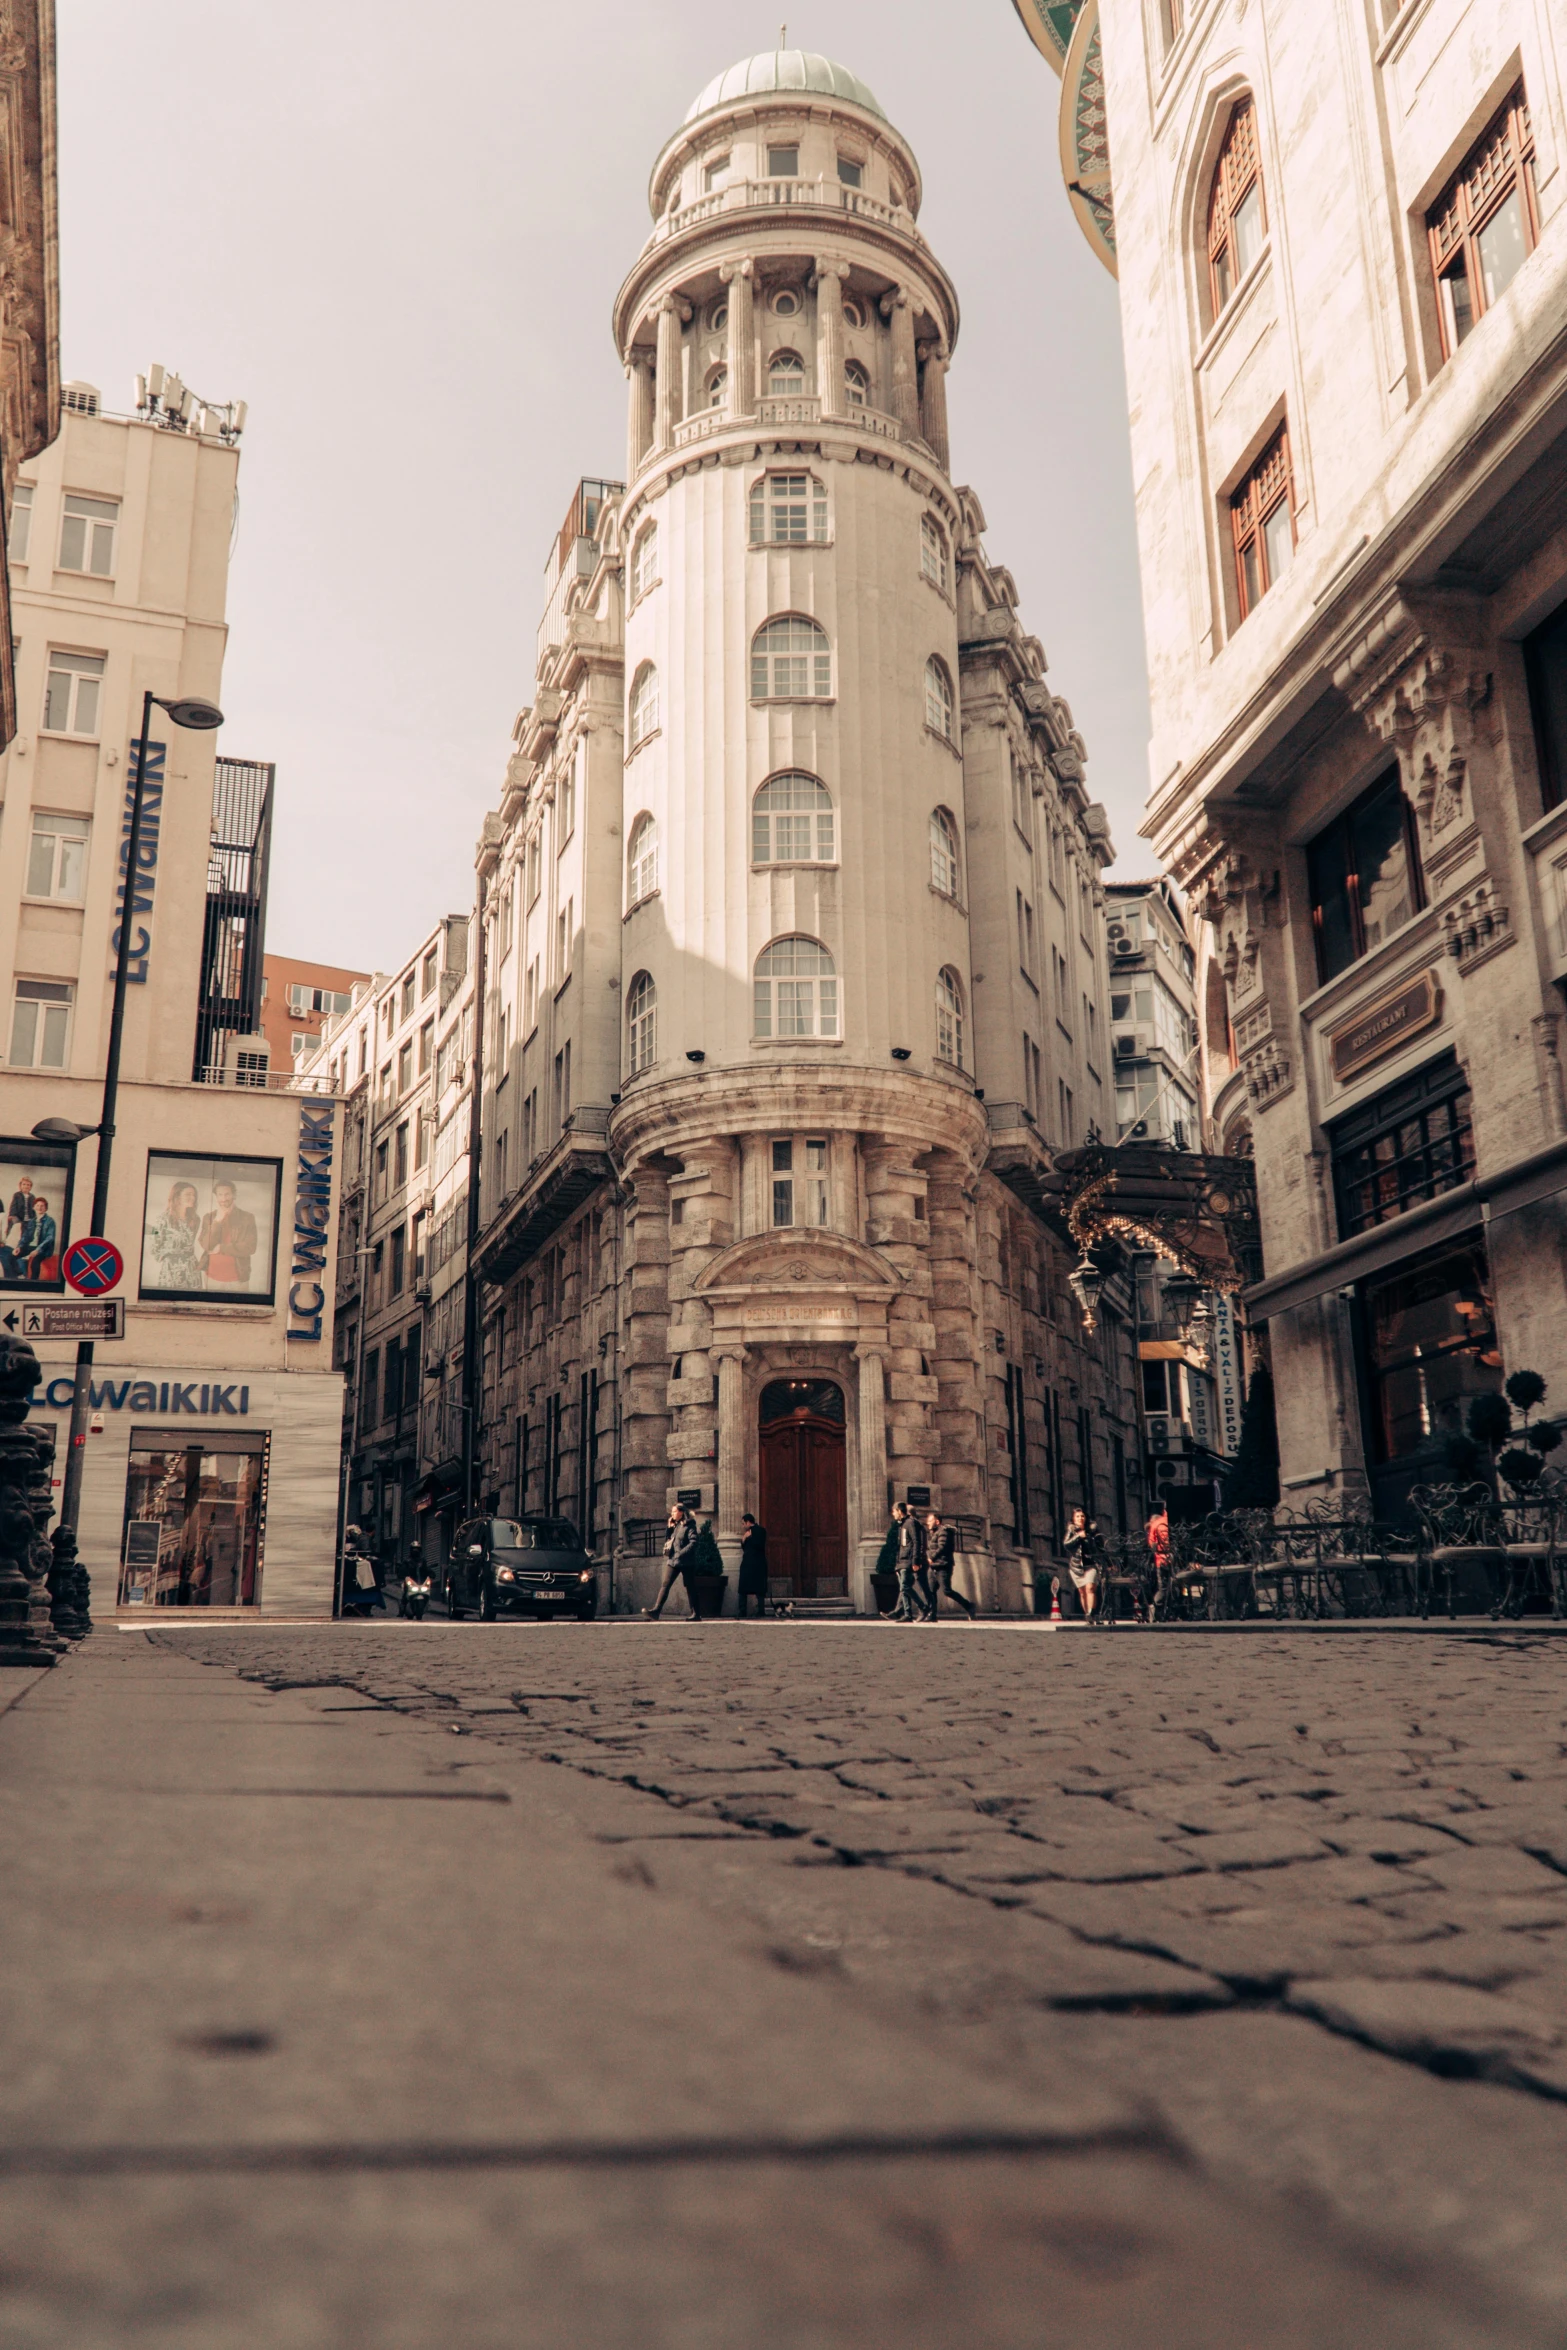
684 50 886 124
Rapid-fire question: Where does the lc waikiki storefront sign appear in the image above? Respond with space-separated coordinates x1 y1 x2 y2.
286 1103 335 1343
35 1374 254 1414
111 736 164 984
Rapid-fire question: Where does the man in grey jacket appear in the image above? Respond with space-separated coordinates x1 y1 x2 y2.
644 1505 701 1620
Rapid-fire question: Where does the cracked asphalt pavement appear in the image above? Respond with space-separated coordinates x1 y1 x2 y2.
6 1619 1567 2345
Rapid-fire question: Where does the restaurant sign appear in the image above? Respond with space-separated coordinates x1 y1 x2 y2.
1328 970 1442 1085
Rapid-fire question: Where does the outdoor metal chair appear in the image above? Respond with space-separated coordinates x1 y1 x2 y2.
1409 1483 1506 1619
1494 1481 1566 1619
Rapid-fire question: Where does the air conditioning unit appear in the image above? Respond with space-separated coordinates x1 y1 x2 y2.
220 1032 270 1089
1147 1417 1169 1453
1107 922 1125 941
62 381 101 416
1114 1034 1138 1059
1113 942 1140 960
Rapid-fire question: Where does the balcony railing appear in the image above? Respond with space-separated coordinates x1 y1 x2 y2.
667 397 900 451
647 176 925 254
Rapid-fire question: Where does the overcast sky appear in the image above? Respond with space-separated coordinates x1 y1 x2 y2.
59 0 1150 972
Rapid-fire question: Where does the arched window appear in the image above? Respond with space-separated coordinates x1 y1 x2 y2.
626 972 657 1074
844 360 869 407
629 523 658 604
752 615 832 700
924 656 955 741
754 937 839 1039
768 349 805 396
935 968 966 1068
629 660 659 749
627 813 659 907
929 807 961 898
1207 98 1265 316
753 773 835 864
920 514 950 594
706 364 728 409
749 470 829 545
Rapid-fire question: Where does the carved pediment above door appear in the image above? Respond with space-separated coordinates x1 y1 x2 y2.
693 1225 903 1298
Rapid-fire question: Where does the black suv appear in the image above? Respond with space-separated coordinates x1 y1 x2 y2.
445 1516 598 1621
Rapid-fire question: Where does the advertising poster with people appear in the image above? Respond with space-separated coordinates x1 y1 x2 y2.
0 1136 75 1289
140 1153 281 1302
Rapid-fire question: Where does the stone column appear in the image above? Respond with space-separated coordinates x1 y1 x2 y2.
618 1166 671 1607
917 338 950 471
653 298 686 451
720 260 755 418
713 1344 747 1541
881 287 920 441
814 257 847 419
626 352 654 479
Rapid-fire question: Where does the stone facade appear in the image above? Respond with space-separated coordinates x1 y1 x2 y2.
1096 0 1567 1507
464 52 1145 1610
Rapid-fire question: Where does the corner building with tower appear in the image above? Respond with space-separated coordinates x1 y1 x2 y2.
471 53 1138 1610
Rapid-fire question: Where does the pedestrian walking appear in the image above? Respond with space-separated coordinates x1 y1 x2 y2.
1145 1502 1172 1620
1064 1506 1104 1625
737 1512 770 1618
644 1505 701 1620
886 1501 928 1623
923 1510 977 1621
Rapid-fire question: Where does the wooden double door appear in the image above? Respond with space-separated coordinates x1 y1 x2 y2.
759 1382 848 1597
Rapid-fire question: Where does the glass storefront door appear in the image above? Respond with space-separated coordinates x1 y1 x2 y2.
118 1427 269 1608
1359 1239 1502 1516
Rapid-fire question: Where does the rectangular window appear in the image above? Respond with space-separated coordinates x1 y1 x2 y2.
527 834 542 905
1142 1359 1170 1413
559 766 576 845
1362 1240 1498 1471
9 978 73 1069
1230 426 1295 621
524 1089 537 1160
805 1137 828 1226
836 155 862 187
525 957 539 1034
1307 768 1423 985
419 1017 434 1075
390 1224 406 1297
8 480 33 561
43 647 104 735
1058 1080 1074 1146
400 974 415 1023
58 493 118 577
119 1429 268 1608
556 898 573 982
412 1208 427 1280
422 948 438 998
374 1139 389 1202
767 144 799 177
749 472 828 546
398 1040 413 1093
26 811 89 902
771 1137 794 1227
1330 1055 1474 1241
1525 600 1567 813
394 1121 409 1188
1430 87 1537 360
553 1040 571 1128
704 152 730 190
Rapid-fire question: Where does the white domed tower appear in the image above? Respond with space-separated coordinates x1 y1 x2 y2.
479 52 1127 1614
610 52 987 1596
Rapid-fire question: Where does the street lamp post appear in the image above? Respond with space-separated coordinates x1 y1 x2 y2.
45 690 224 1600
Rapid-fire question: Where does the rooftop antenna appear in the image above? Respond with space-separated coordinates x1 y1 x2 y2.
779 23 787 47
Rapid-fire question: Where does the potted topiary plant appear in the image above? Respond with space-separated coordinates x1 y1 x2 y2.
688 1519 728 1619
1465 1373 1561 1493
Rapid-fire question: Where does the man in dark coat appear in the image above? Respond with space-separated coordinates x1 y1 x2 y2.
887 1502 927 1623
923 1510 976 1621
737 1512 769 1617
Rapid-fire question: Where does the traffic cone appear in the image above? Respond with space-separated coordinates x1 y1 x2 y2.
1049 1583 1062 1623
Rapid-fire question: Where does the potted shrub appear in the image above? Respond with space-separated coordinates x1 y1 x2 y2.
688 1519 728 1619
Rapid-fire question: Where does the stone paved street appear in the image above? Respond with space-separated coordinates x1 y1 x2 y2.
6 1622 1567 2345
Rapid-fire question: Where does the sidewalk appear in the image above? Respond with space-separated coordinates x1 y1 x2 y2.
0 1633 1549 2348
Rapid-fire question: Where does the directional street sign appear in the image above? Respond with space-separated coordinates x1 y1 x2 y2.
62 1237 124 1297
16 1299 125 1341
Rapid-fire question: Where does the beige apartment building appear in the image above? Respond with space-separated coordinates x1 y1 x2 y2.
1079 0 1567 1511
459 51 1142 1612
303 915 472 1580
0 386 344 1611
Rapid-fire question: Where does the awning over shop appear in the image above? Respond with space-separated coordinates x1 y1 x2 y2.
1243 1136 1567 1322
413 1459 464 1515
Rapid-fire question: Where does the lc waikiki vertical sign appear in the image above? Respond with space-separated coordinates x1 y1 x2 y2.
287 1103 335 1341
110 736 165 984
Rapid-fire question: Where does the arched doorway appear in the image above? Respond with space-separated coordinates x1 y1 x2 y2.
759 1378 847 1598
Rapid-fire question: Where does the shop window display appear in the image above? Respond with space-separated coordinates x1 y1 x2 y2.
118 1428 268 1608
140 1152 281 1303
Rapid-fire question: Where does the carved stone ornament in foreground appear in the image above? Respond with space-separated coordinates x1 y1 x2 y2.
0 1335 67 1664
